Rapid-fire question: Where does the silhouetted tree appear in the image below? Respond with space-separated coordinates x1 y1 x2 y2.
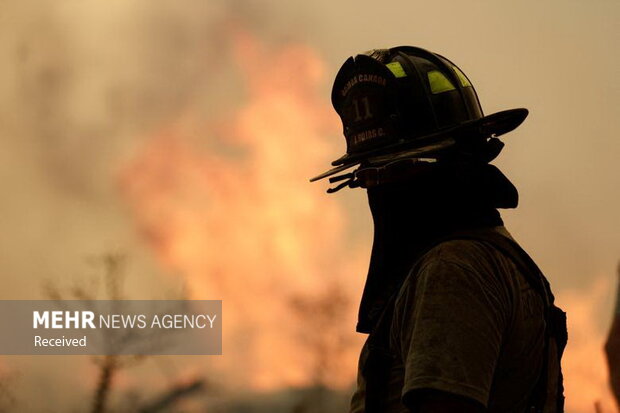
45 253 204 413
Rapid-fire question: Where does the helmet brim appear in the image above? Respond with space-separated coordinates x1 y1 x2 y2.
309 108 528 182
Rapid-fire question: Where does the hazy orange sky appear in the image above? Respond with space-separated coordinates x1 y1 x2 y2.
0 1 618 412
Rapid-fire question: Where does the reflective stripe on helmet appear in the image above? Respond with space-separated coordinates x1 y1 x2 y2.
427 70 456 94
386 62 407 78
452 65 472 87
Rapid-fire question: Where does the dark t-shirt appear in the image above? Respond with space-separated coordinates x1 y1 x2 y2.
350 227 546 412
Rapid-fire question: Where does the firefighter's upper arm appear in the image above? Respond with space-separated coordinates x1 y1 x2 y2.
393 254 510 408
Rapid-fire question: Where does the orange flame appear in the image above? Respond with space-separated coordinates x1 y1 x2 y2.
557 277 617 413
119 30 366 390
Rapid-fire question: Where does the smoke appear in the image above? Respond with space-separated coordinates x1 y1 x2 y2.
0 0 353 411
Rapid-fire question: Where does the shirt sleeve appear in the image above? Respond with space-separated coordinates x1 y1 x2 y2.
393 249 511 407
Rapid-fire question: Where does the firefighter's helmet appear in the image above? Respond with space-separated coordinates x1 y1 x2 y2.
310 46 528 188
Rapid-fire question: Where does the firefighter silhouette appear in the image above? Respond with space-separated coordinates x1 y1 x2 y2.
312 46 567 412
